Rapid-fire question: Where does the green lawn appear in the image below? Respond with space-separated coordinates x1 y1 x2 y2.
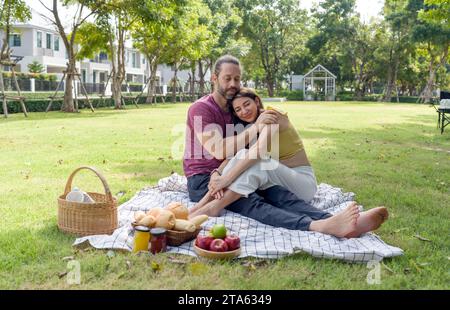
0 102 448 289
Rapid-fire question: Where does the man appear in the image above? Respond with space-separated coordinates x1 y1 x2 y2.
183 55 387 237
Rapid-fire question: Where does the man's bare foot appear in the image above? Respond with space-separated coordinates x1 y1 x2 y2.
345 207 389 238
309 202 360 238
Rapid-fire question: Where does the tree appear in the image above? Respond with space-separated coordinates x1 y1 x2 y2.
0 0 31 60
377 0 415 102
419 0 450 28
201 0 250 93
131 5 176 103
39 0 102 112
160 0 214 102
240 0 306 97
306 0 358 93
408 0 450 103
27 61 44 74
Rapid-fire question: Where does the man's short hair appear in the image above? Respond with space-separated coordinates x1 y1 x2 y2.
214 55 241 76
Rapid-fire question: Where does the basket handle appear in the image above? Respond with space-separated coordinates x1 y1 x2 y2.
63 166 114 203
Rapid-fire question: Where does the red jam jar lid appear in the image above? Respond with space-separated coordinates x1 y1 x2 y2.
150 228 167 236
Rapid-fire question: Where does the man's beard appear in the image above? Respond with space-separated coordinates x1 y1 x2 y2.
217 85 238 100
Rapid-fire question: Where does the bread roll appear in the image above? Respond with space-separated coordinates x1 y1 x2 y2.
173 219 196 232
134 211 146 222
137 215 156 228
147 207 163 218
189 215 209 228
154 210 176 230
166 202 189 220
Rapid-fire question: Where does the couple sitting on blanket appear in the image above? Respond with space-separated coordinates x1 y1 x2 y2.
183 55 388 238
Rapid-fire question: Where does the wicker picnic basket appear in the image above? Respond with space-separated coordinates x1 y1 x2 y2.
58 166 118 236
166 228 202 246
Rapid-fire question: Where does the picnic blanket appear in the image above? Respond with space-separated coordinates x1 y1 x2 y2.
73 173 403 263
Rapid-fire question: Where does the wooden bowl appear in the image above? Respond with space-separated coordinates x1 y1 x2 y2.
194 243 241 260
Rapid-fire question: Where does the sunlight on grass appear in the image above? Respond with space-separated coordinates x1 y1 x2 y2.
0 102 449 289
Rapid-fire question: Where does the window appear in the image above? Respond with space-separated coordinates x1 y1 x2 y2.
37 31 42 48
142 57 146 65
131 52 140 68
99 52 108 62
54 36 59 51
8 34 21 47
46 33 52 49
132 52 137 68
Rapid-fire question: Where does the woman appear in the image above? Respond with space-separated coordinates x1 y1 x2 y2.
190 87 317 215
189 88 388 238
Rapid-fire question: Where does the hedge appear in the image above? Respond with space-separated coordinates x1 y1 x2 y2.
0 95 189 114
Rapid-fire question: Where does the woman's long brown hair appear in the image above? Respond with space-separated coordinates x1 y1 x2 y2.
228 88 264 126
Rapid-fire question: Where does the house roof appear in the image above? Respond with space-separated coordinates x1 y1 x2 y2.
304 64 337 79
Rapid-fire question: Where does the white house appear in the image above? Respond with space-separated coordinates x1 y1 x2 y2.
1 23 210 96
1 24 68 78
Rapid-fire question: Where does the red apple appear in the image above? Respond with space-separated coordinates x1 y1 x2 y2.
209 238 229 252
196 234 214 250
224 235 240 250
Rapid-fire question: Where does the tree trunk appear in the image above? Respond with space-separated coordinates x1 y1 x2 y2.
62 62 76 112
419 44 449 104
112 75 122 108
146 56 158 104
171 65 178 103
198 60 205 95
190 65 196 100
266 75 274 97
383 56 399 103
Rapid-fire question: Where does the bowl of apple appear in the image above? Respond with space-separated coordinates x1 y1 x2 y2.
194 224 241 260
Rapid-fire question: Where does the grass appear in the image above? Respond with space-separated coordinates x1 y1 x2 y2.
0 101 449 290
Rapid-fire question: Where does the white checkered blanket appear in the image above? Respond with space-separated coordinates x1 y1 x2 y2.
73 173 403 263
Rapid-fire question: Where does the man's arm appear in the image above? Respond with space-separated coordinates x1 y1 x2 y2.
196 110 279 160
208 125 279 196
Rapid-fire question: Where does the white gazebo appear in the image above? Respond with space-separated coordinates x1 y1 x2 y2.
303 65 336 101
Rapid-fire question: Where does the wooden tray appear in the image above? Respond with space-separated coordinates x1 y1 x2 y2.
194 243 241 260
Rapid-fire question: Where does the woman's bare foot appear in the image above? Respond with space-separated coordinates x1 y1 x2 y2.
309 202 360 238
345 207 389 238
189 202 223 218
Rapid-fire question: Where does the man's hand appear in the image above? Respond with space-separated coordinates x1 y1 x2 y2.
208 174 232 197
255 110 279 131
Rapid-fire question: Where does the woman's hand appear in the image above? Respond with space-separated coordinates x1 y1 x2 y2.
255 110 279 132
208 174 232 197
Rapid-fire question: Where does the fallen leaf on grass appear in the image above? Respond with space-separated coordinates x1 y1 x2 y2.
151 261 161 272
392 228 408 233
413 235 431 242
168 257 187 265
418 262 430 267
58 271 68 279
382 262 395 274
241 260 268 269
410 260 422 273
126 260 132 270
116 191 126 198
62 256 74 261
188 262 207 275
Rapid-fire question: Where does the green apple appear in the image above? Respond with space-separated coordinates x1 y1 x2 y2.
210 224 227 239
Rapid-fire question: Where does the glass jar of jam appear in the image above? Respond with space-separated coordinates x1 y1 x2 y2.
133 226 151 253
150 228 167 254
